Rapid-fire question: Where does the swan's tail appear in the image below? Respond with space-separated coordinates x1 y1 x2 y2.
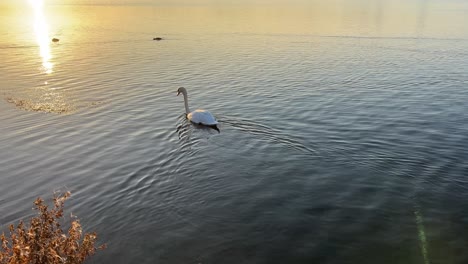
210 125 220 133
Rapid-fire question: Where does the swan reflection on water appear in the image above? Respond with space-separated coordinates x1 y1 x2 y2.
177 114 220 142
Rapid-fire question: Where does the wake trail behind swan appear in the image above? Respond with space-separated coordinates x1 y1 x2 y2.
219 117 319 157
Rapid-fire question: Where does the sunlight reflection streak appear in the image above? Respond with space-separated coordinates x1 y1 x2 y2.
29 0 53 74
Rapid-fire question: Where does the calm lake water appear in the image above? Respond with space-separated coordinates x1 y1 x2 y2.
1 0 468 263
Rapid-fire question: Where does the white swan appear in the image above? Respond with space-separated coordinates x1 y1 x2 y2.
177 87 219 132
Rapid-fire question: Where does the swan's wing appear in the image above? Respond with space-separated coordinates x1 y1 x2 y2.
188 109 218 125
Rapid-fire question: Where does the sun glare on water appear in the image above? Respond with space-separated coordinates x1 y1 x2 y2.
29 0 53 74
5 0 76 114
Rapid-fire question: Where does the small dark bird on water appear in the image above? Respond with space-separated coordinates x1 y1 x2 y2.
153 37 163 41
52 38 59 43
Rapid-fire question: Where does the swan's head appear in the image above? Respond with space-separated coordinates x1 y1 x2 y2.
177 87 187 96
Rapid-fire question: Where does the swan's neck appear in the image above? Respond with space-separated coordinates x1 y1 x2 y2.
182 91 190 114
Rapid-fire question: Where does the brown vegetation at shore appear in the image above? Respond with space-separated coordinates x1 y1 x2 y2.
0 192 105 264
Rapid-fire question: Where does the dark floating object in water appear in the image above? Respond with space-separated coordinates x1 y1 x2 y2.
52 38 60 43
153 37 163 41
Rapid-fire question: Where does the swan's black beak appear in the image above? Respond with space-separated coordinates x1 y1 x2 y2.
177 91 181 96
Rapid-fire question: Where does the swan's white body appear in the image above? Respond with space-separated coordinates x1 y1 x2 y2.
177 87 218 127
187 109 218 125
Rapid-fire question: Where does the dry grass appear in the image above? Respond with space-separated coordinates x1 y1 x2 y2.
5 97 74 114
0 192 105 264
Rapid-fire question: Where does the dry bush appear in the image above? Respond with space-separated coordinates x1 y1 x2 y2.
0 192 105 264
